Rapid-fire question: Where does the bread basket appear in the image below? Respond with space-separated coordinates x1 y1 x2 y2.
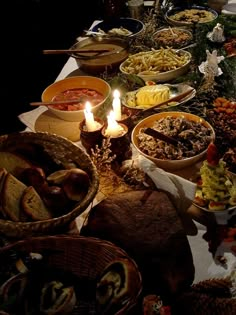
0 235 143 314
0 132 99 238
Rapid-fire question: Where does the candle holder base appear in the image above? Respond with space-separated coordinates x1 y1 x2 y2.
102 123 132 163
79 118 104 154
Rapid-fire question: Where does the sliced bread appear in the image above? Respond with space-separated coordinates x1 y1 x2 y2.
0 151 32 177
21 186 52 221
1 173 27 221
0 168 7 193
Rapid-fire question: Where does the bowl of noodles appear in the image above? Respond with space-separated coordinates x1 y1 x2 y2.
119 48 191 82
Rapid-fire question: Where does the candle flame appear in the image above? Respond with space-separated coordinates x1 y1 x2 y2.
85 101 92 112
113 89 120 98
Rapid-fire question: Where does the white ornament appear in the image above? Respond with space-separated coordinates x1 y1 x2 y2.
207 23 225 43
199 49 225 77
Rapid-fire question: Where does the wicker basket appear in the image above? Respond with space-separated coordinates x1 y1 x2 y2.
0 132 99 239
0 235 143 314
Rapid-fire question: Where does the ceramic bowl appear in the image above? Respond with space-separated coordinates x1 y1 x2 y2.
119 49 191 82
165 5 218 27
153 27 193 49
90 17 145 37
70 37 130 74
131 111 215 171
41 76 111 122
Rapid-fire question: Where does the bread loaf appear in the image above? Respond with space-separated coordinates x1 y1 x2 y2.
81 190 195 297
96 258 140 315
1 173 27 221
21 186 52 221
0 151 32 177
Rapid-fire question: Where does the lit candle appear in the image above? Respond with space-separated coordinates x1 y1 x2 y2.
84 102 97 132
112 89 122 121
105 111 124 138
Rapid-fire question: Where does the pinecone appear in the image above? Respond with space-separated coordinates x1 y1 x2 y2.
173 290 236 315
192 278 232 298
172 278 236 315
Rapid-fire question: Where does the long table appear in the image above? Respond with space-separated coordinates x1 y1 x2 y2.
18 18 236 286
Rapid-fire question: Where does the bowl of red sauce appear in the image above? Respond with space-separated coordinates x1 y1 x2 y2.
42 76 111 122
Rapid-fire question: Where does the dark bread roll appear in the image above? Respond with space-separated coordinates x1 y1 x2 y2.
81 190 195 298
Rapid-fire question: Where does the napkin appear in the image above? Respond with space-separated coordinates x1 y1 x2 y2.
138 155 197 213
18 107 47 131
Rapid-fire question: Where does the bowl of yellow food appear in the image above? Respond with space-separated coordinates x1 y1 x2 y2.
119 48 191 82
122 83 196 110
131 111 215 171
41 76 111 122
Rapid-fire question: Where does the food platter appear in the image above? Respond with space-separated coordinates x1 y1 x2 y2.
121 83 196 110
193 201 236 213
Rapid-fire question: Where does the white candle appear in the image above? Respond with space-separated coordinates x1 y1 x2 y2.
105 111 124 138
112 89 122 121
84 102 97 132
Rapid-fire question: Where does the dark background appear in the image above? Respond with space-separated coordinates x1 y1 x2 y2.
0 0 104 135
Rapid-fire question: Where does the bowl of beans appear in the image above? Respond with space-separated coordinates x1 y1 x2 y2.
131 111 215 171
41 76 111 122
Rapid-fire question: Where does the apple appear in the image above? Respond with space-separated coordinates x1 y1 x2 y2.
62 168 90 202
20 167 46 193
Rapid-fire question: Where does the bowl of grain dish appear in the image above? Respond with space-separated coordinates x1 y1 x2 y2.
165 5 218 27
131 111 215 171
119 48 191 82
153 27 193 49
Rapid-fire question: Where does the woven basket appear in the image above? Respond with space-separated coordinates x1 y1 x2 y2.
0 235 143 314
0 132 99 238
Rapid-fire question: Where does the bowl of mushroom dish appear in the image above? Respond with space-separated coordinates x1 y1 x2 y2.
131 112 215 171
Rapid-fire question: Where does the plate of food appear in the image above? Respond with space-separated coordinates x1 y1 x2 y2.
193 143 236 212
121 83 196 110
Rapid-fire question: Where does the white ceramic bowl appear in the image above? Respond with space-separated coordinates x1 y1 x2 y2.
41 76 111 122
90 17 145 38
131 111 215 171
119 49 191 82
